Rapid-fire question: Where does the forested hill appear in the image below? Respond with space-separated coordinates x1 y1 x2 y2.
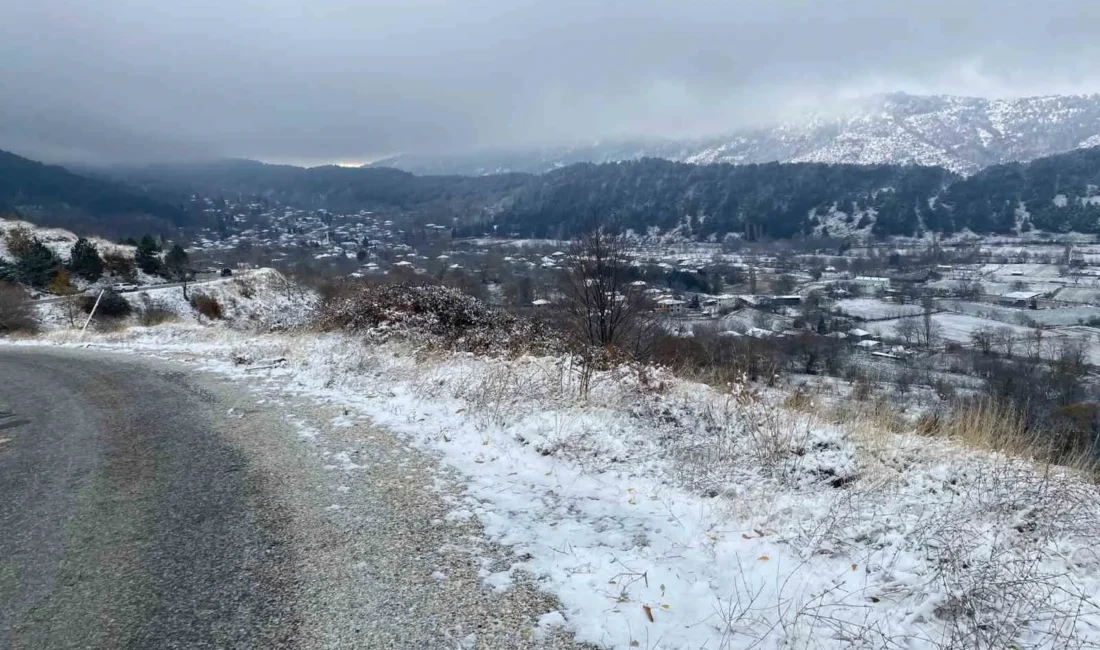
0 149 186 237
477 148 1100 238
41 145 1100 240
479 159 958 239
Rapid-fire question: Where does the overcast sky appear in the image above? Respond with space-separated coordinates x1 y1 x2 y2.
2 0 1099 165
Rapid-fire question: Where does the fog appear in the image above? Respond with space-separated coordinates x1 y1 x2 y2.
2 0 1099 164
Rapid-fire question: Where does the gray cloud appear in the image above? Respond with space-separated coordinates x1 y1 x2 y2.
2 0 1099 164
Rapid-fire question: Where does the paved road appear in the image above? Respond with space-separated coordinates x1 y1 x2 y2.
0 347 587 650
0 348 297 649
32 274 236 305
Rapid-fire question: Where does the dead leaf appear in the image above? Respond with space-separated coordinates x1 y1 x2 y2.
456 408 466 413
630 642 640 647
642 604 654 622
741 533 753 540
851 564 858 571
660 604 670 610
758 555 770 561
754 528 766 537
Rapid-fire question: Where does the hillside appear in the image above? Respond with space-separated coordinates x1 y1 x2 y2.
372 93 1100 176
0 149 186 237
66 145 1100 241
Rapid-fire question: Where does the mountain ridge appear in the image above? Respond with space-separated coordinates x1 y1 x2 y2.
369 92 1100 176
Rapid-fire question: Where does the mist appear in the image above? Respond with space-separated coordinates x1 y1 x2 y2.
3 0 1099 164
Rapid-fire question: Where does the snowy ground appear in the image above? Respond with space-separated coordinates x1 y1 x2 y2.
36 268 316 330
833 298 924 321
940 301 1100 327
0 218 135 263
869 313 1037 345
6 321 1100 650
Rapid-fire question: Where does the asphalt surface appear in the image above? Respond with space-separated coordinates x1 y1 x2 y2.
0 347 589 650
0 348 297 650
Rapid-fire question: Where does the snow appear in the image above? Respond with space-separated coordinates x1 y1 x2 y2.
833 298 924 320
871 313 1036 344
8 324 1100 649
35 268 316 330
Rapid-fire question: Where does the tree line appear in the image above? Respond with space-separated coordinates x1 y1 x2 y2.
0 227 191 293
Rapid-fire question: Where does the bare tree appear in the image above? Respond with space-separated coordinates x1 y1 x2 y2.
895 317 919 346
993 326 1018 357
561 228 649 355
971 325 995 355
920 296 941 349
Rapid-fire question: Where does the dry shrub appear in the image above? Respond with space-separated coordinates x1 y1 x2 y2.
135 300 178 326
0 280 38 334
190 293 223 320
920 398 1099 473
315 281 555 354
233 277 256 299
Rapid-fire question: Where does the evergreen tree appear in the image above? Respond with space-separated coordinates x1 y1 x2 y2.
164 244 190 281
12 238 60 288
135 235 162 275
68 238 105 281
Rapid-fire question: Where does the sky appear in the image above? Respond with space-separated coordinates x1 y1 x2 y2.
2 0 1100 165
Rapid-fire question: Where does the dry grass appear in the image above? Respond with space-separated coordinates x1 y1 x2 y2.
190 293 223 320
920 398 1100 476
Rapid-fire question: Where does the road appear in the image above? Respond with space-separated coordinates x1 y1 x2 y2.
32 274 238 305
0 347 586 650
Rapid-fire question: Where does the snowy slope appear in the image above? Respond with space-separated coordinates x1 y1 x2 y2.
375 93 1100 176
12 326 1100 650
0 218 136 264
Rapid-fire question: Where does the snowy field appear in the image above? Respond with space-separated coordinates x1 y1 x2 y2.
833 298 924 320
5 317 1100 649
870 313 1037 345
940 301 1100 327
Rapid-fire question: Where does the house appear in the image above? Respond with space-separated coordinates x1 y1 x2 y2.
715 294 739 309
531 299 551 307
999 291 1041 309
773 294 802 306
852 276 891 294
737 294 769 308
656 298 686 314
848 328 873 341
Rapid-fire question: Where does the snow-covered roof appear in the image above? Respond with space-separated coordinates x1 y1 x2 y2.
1002 291 1041 300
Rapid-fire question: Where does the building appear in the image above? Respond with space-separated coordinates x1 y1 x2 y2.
999 291 1041 309
656 298 686 314
852 276 891 294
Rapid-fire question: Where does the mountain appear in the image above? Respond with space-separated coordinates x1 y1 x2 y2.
74 145 1100 241
0 149 187 237
370 93 1100 177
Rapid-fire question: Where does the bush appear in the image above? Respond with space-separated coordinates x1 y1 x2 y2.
79 290 131 318
135 300 178 326
190 294 223 320
103 251 137 282
233 277 256 299
0 281 38 334
315 281 552 353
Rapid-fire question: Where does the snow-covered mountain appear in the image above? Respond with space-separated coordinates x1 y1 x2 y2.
372 92 1100 176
